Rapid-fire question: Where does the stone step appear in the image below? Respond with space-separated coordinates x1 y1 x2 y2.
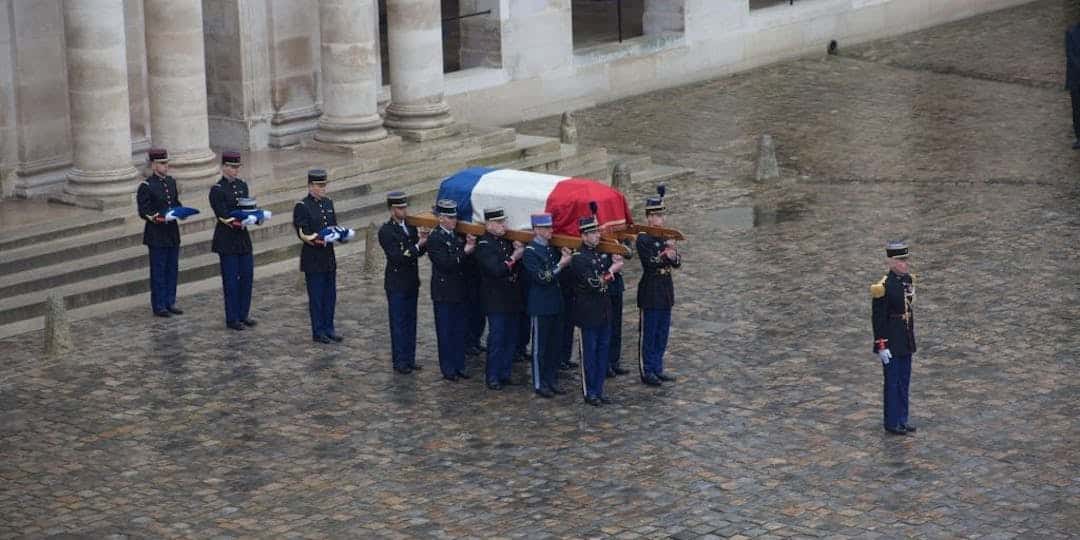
0 133 566 277
0 212 125 253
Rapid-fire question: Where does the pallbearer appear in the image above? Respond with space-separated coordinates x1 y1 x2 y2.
378 191 428 374
209 150 262 330
293 170 345 344
475 207 525 390
571 214 623 406
636 190 681 386
427 199 474 381
522 213 572 398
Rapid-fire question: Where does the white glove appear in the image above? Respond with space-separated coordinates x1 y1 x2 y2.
337 227 356 243
322 230 341 244
163 209 178 222
258 209 272 224
878 348 892 365
242 215 258 226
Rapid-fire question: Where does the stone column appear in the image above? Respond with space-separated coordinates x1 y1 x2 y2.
384 0 456 141
61 0 141 203
144 0 217 184
314 0 389 144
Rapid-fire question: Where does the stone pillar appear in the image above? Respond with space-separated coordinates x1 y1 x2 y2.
314 0 389 144
61 0 141 203
384 0 456 141
125 0 152 159
144 0 217 184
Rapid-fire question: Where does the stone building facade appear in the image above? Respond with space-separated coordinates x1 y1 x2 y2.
0 0 1031 205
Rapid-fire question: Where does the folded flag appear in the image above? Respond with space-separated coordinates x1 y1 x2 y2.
229 208 272 226
164 206 200 221
318 226 355 244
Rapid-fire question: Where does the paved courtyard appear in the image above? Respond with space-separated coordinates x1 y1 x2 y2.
2 1 1079 538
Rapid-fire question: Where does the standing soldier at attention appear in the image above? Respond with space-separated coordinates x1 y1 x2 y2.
604 248 629 379
293 170 343 344
475 207 525 390
636 193 680 386
209 150 257 331
137 148 185 318
378 192 428 375
871 240 918 436
522 213 572 398
572 214 623 406
427 199 474 381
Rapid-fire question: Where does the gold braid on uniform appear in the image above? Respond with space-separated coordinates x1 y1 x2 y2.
869 275 887 299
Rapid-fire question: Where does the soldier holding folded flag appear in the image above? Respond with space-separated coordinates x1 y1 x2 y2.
137 148 196 318
209 150 262 331
293 169 348 344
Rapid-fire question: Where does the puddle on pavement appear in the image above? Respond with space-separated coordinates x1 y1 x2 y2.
713 202 810 230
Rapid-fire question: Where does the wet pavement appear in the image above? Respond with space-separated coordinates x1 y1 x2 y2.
2 1 1079 538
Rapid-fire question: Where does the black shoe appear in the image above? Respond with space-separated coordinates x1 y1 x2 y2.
242 319 257 327
443 374 458 382
901 423 917 433
394 366 413 374
328 334 344 343
642 373 662 386
166 306 183 315
599 395 613 404
605 369 616 379
656 372 676 382
885 426 908 435
313 335 332 344
584 395 602 406
535 388 555 398
552 386 567 395
154 310 172 318
455 371 471 380
486 382 502 391
612 366 630 375
226 321 245 331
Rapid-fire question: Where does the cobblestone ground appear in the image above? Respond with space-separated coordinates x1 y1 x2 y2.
3 1 1079 538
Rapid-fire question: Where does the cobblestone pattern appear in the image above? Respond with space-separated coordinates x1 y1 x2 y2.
2 2 1080 537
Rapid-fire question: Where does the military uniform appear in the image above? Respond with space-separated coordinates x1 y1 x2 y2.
571 216 615 405
136 148 183 317
557 263 578 370
871 240 917 435
378 191 426 373
522 213 566 397
209 151 256 330
427 200 471 380
475 208 524 389
293 170 340 343
636 196 680 386
604 253 628 377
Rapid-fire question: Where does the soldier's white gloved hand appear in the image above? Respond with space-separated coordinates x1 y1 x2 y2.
878 348 892 365
241 215 258 226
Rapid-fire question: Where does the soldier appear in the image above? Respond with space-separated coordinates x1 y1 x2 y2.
136 148 184 318
522 213 572 398
209 150 257 331
557 265 578 371
293 169 343 344
572 215 623 406
636 195 680 386
871 240 918 436
378 192 428 374
427 199 474 381
475 207 525 390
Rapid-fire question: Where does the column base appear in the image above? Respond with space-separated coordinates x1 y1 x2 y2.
304 133 403 157
165 149 220 186
314 113 391 145
384 100 456 142
58 166 141 210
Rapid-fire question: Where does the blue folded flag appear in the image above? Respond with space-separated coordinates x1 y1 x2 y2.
318 226 354 244
165 206 200 221
229 208 272 225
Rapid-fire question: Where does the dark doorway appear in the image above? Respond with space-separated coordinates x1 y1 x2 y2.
572 0 644 49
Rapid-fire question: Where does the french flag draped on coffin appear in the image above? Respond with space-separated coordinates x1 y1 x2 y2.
436 167 633 234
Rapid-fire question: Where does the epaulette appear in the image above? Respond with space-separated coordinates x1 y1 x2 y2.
525 245 536 251
909 273 917 284
870 275 887 299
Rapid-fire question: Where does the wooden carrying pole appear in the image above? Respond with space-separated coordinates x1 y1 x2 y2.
405 212 633 256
